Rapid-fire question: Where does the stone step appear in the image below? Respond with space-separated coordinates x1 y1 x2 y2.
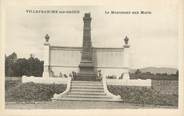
52 80 122 102
71 83 102 86
71 86 104 90
56 97 119 102
66 94 111 98
71 83 103 86
72 81 102 84
70 88 104 92
69 91 106 96
71 85 103 89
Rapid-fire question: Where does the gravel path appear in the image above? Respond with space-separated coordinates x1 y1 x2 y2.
5 101 177 109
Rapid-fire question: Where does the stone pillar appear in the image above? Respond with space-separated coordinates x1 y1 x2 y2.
43 34 50 78
123 36 130 79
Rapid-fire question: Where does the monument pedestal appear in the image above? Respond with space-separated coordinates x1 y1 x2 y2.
76 61 97 81
76 73 97 81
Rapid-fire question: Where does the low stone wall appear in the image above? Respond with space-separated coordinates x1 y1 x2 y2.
152 80 178 95
22 76 151 87
107 79 151 87
22 76 68 84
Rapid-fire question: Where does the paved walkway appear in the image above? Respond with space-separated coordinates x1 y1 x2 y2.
5 101 177 109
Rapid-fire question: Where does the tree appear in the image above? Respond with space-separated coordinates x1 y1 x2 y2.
176 70 179 76
135 69 141 74
5 52 17 77
27 55 43 76
5 52 43 77
14 58 29 76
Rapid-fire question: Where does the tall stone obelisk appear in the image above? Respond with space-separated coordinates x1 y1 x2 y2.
76 13 97 81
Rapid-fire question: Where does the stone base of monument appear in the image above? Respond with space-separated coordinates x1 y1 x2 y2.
76 73 97 81
76 61 97 81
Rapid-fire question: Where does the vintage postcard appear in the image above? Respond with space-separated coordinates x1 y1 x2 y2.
0 0 183 116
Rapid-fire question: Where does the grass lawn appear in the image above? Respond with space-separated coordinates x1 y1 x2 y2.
5 101 177 109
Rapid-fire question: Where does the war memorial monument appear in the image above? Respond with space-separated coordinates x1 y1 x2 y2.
22 13 151 101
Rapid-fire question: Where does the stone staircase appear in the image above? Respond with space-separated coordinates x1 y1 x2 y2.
52 81 122 101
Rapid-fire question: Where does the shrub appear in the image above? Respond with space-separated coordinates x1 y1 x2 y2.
5 82 66 102
5 80 21 91
108 85 178 106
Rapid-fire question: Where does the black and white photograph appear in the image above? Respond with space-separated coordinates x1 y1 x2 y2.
1 0 184 115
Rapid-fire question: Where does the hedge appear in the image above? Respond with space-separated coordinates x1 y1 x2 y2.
5 82 66 102
108 85 178 106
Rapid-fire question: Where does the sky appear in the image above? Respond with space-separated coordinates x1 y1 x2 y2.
5 3 179 69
